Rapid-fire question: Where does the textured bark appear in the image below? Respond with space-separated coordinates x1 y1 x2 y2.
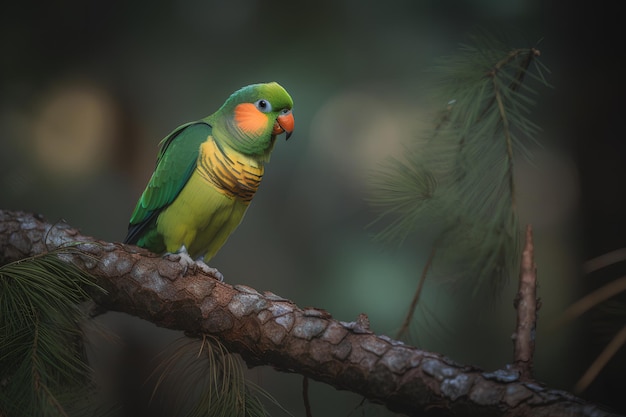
512 225 539 380
0 209 620 417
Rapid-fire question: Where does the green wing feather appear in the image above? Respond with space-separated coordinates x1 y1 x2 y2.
124 122 211 244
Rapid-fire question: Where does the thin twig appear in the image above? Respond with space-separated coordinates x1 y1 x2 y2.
502 48 541 93
492 75 517 211
484 48 539 212
396 245 437 340
478 47 540 124
490 50 540 214
512 224 539 380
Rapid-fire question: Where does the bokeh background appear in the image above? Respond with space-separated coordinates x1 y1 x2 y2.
2 0 625 415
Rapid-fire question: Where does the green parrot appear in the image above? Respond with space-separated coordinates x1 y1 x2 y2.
124 82 294 278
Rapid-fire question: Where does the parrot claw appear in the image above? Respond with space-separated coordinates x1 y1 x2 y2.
194 259 224 282
164 246 224 281
163 250 194 274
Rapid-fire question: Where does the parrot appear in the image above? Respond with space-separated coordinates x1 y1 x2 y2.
123 82 294 279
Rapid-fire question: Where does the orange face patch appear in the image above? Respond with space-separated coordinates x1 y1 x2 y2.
234 103 269 136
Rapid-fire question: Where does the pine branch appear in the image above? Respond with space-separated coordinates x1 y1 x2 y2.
371 39 548 302
0 209 621 417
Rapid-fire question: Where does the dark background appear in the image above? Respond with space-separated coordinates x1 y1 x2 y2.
1 1 625 415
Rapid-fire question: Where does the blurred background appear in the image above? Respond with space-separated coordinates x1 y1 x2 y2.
1 0 625 415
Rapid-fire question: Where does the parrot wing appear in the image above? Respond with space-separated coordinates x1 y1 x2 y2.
124 121 212 244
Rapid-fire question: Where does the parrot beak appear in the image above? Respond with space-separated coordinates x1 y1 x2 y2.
274 110 294 140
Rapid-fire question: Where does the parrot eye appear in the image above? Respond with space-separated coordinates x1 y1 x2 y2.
254 99 272 113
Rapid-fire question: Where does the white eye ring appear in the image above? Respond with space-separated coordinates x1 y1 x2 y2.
254 99 272 113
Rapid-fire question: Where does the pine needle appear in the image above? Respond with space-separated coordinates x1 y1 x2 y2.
551 276 626 329
0 247 105 417
575 325 626 394
149 335 292 417
550 248 626 392
583 248 626 274
369 31 550 334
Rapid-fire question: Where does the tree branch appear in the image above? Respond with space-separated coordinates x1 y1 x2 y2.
0 209 620 417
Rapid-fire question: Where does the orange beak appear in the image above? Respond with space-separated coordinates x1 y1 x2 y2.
273 110 294 140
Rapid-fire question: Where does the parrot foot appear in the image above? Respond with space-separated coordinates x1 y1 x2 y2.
164 246 224 281
194 258 224 282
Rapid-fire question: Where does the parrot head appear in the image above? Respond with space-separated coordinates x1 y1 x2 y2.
209 82 294 161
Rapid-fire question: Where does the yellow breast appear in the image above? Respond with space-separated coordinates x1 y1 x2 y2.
196 137 264 203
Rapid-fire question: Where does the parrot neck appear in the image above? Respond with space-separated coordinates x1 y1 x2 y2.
206 114 276 162
196 136 264 203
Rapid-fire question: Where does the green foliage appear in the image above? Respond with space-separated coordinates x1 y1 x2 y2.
150 335 291 417
370 32 550 294
0 248 106 417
